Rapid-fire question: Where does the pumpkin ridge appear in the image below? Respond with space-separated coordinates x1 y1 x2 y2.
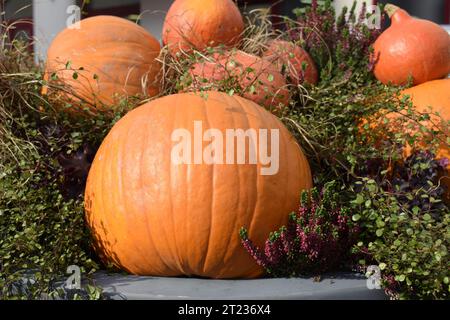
220 94 244 277
118 117 146 273
235 96 265 277
169 94 190 276
248 100 276 273
138 112 173 275
184 96 194 275
178 95 195 275
218 96 248 277
52 40 159 56
199 95 215 275
100 128 121 268
165 98 192 275
194 93 229 275
185 94 207 276
245 98 267 239
121 108 168 274
221 94 260 277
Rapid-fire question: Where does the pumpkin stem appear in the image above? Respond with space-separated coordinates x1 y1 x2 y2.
384 4 400 18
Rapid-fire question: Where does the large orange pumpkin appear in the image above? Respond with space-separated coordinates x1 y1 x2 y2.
373 4 450 86
262 39 318 86
85 91 313 278
162 0 244 56
43 16 161 112
189 50 290 112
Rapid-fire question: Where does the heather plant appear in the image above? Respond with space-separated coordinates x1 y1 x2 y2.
240 182 359 277
289 0 383 81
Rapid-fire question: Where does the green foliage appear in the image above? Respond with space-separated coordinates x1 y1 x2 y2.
0 39 129 299
351 155 450 299
278 1 449 299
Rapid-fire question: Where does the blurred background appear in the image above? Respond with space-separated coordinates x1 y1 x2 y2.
1 0 449 62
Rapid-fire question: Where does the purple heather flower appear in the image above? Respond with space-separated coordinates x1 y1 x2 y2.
438 157 449 169
240 183 359 277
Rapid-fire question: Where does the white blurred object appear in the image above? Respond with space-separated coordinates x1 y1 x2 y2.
139 0 174 42
333 0 380 29
442 25 450 34
333 0 374 16
33 0 76 63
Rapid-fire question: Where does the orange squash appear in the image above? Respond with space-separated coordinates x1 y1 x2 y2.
44 16 161 112
366 80 450 200
162 0 244 56
373 4 450 86
401 80 450 201
189 50 290 112
262 39 318 86
85 91 313 278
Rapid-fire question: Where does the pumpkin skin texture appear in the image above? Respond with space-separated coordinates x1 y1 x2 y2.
262 40 318 86
373 5 450 86
189 50 290 112
44 16 161 112
162 0 244 56
85 91 313 278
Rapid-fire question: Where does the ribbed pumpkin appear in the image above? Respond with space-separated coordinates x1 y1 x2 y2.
162 0 244 56
189 50 290 112
262 39 318 86
373 4 450 86
43 16 161 112
85 91 313 278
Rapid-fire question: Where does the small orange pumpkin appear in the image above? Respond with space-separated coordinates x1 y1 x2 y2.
373 4 450 86
401 80 450 201
44 16 161 112
85 91 313 278
162 0 244 56
262 39 318 86
365 80 450 201
189 50 290 111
